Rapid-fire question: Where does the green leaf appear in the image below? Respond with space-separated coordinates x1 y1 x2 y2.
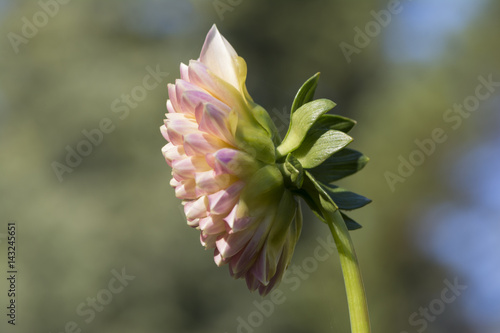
284 153 304 189
277 99 336 158
321 184 371 210
292 129 353 169
291 72 321 114
308 148 369 183
315 114 357 133
341 213 363 230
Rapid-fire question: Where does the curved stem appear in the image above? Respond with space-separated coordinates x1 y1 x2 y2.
326 209 371 333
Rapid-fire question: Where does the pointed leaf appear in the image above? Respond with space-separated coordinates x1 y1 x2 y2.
341 213 363 230
321 184 371 210
291 72 320 114
277 99 336 157
292 130 353 169
308 148 369 183
315 114 356 133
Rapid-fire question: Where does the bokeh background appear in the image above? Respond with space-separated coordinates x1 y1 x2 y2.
1 0 499 332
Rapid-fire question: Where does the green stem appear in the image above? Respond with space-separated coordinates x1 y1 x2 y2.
326 209 371 333
300 171 371 332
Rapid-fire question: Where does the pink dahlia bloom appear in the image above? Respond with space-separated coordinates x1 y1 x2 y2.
160 25 301 295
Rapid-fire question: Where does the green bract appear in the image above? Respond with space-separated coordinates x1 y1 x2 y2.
276 73 371 230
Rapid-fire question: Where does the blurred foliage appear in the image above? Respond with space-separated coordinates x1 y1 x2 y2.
0 0 499 332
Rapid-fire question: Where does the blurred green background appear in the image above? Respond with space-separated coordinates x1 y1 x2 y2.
1 0 499 332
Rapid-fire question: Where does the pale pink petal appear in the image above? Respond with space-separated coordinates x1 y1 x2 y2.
195 170 233 194
206 148 258 177
184 196 208 220
168 83 181 113
214 248 229 266
172 155 211 180
165 116 198 145
208 181 245 215
199 216 226 234
216 228 255 259
224 204 254 232
175 80 228 116
229 215 271 278
195 102 234 144
200 232 219 249
199 25 241 91
166 100 176 114
175 179 200 199
188 60 242 107
180 62 190 82
161 143 185 166
160 124 170 141
183 132 229 156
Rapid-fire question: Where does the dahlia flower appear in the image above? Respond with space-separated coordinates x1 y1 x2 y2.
160 24 370 306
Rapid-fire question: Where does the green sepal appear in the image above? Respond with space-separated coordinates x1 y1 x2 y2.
236 165 284 218
308 148 369 183
290 72 320 114
277 99 336 158
284 153 304 189
251 103 281 146
301 171 349 230
321 183 372 210
294 171 367 231
292 129 353 169
229 109 276 165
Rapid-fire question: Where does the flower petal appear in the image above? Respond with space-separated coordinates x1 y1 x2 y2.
208 181 245 215
168 83 181 113
183 132 230 156
199 25 241 92
162 143 185 166
175 79 225 116
165 115 199 146
166 100 176 114
160 124 170 141
224 204 254 232
174 179 200 199
195 102 234 144
216 228 255 259
195 170 233 194
200 232 219 249
180 62 190 82
199 216 226 235
229 214 272 278
172 155 211 180
184 196 208 220
205 148 260 178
